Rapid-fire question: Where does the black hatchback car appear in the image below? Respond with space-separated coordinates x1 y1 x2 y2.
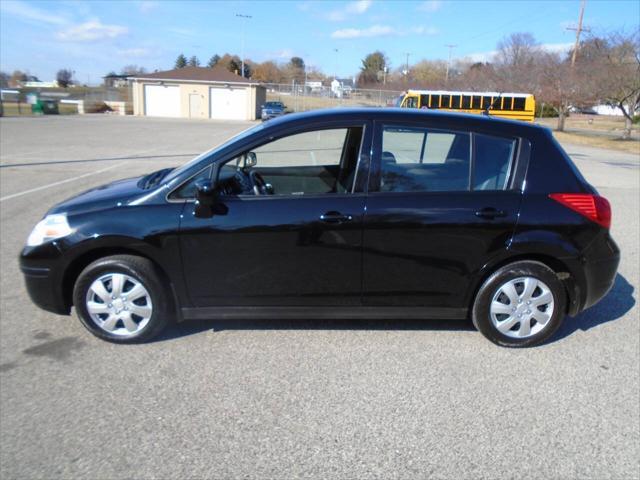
20 108 619 347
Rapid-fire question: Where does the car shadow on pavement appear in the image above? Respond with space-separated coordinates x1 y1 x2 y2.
155 273 635 344
552 273 636 342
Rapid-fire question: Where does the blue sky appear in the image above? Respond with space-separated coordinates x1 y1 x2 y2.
1 0 638 84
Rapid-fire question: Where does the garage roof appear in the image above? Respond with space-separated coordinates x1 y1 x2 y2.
131 66 259 85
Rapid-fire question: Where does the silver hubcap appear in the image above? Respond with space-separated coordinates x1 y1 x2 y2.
85 273 153 336
490 276 555 339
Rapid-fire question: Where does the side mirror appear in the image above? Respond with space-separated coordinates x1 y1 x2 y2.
194 179 215 218
244 151 257 168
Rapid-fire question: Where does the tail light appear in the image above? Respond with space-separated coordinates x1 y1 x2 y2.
549 193 611 229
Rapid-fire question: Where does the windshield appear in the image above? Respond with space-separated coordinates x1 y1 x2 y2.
162 123 266 184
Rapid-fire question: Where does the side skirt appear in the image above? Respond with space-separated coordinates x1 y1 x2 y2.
181 306 468 321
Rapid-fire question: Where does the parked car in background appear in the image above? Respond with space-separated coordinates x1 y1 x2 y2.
20 108 619 347
261 101 286 121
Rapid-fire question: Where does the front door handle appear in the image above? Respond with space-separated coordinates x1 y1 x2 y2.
320 211 353 223
475 207 507 219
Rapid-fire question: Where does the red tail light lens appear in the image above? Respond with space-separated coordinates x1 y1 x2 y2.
549 193 611 229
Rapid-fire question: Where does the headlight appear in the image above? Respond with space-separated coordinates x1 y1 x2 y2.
26 214 74 247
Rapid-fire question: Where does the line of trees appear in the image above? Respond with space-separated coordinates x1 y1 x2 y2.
171 53 321 84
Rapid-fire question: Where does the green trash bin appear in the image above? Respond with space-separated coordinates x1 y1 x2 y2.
41 100 59 114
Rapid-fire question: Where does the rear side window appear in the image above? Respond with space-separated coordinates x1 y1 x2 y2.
473 134 516 190
380 126 471 192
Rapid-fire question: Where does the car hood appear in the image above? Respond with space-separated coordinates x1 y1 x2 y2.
48 175 148 215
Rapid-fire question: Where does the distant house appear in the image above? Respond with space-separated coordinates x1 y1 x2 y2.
103 74 131 88
330 77 356 97
129 66 266 120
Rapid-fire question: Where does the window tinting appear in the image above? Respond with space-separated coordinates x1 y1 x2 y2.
473 134 516 191
513 97 526 110
380 126 471 193
472 96 481 109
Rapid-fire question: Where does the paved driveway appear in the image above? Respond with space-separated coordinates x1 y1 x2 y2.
1 115 638 479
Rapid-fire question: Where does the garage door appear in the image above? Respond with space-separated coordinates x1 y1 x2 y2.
144 85 180 117
210 87 247 120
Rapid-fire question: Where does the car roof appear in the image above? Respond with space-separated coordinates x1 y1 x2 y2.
264 107 548 135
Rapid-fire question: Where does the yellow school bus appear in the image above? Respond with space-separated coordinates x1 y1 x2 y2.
398 90 536 122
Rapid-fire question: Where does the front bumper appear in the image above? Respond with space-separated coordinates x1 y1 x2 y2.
20 244 70 316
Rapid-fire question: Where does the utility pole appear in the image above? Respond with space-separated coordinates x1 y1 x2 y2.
403 52 410 84
567 0 590 67
445 44 457 84
236 13 252 78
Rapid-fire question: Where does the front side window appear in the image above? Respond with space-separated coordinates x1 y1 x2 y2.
217 127 364 196
473 134 516 190
380 126 471 193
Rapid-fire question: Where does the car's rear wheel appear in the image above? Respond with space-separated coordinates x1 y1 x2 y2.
472 260 566 347
73 255 172 343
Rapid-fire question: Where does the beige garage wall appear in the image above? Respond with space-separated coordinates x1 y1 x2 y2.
133 81 266 120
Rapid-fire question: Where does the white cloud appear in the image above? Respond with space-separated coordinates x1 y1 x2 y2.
117 47 152 58
138 1 158 13
0 0 66 25
56 20 128 42
417 1 442 12
327 0 372 21
331 24 438 39
332 25 394 39
541 42 574 54
346 0 372 14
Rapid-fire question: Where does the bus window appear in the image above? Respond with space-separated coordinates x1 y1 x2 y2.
451 95 461 109
513 97 526 110
431 94 441 108
403 96 418 108
420 95 429 108
502 97 513 110
482 96 492 110
441 95 451 108
492 97 503 110
472 96 481 109
462 96 471 109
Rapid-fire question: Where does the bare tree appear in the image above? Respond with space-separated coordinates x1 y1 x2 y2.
56 69 73 88
121 65 147 75
586 31 640 139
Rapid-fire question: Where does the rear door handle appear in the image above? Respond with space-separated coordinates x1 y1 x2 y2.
475 207 507 219
320 211 353 223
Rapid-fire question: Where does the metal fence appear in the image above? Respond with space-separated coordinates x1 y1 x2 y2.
262 83 403 112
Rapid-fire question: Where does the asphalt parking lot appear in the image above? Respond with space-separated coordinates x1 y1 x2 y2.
1 115 638 479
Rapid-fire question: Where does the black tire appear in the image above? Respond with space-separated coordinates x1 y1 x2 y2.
73 255 172 343
472 260 567 348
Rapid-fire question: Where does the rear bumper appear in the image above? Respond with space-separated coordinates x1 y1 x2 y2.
574 234 620 314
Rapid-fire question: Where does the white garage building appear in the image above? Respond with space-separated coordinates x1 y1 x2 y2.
131 66 266 120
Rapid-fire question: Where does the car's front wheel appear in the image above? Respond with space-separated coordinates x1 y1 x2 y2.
73 255 172 343
472 260 566 347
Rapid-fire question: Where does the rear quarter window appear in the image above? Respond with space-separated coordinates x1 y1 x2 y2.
473 134 516 191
